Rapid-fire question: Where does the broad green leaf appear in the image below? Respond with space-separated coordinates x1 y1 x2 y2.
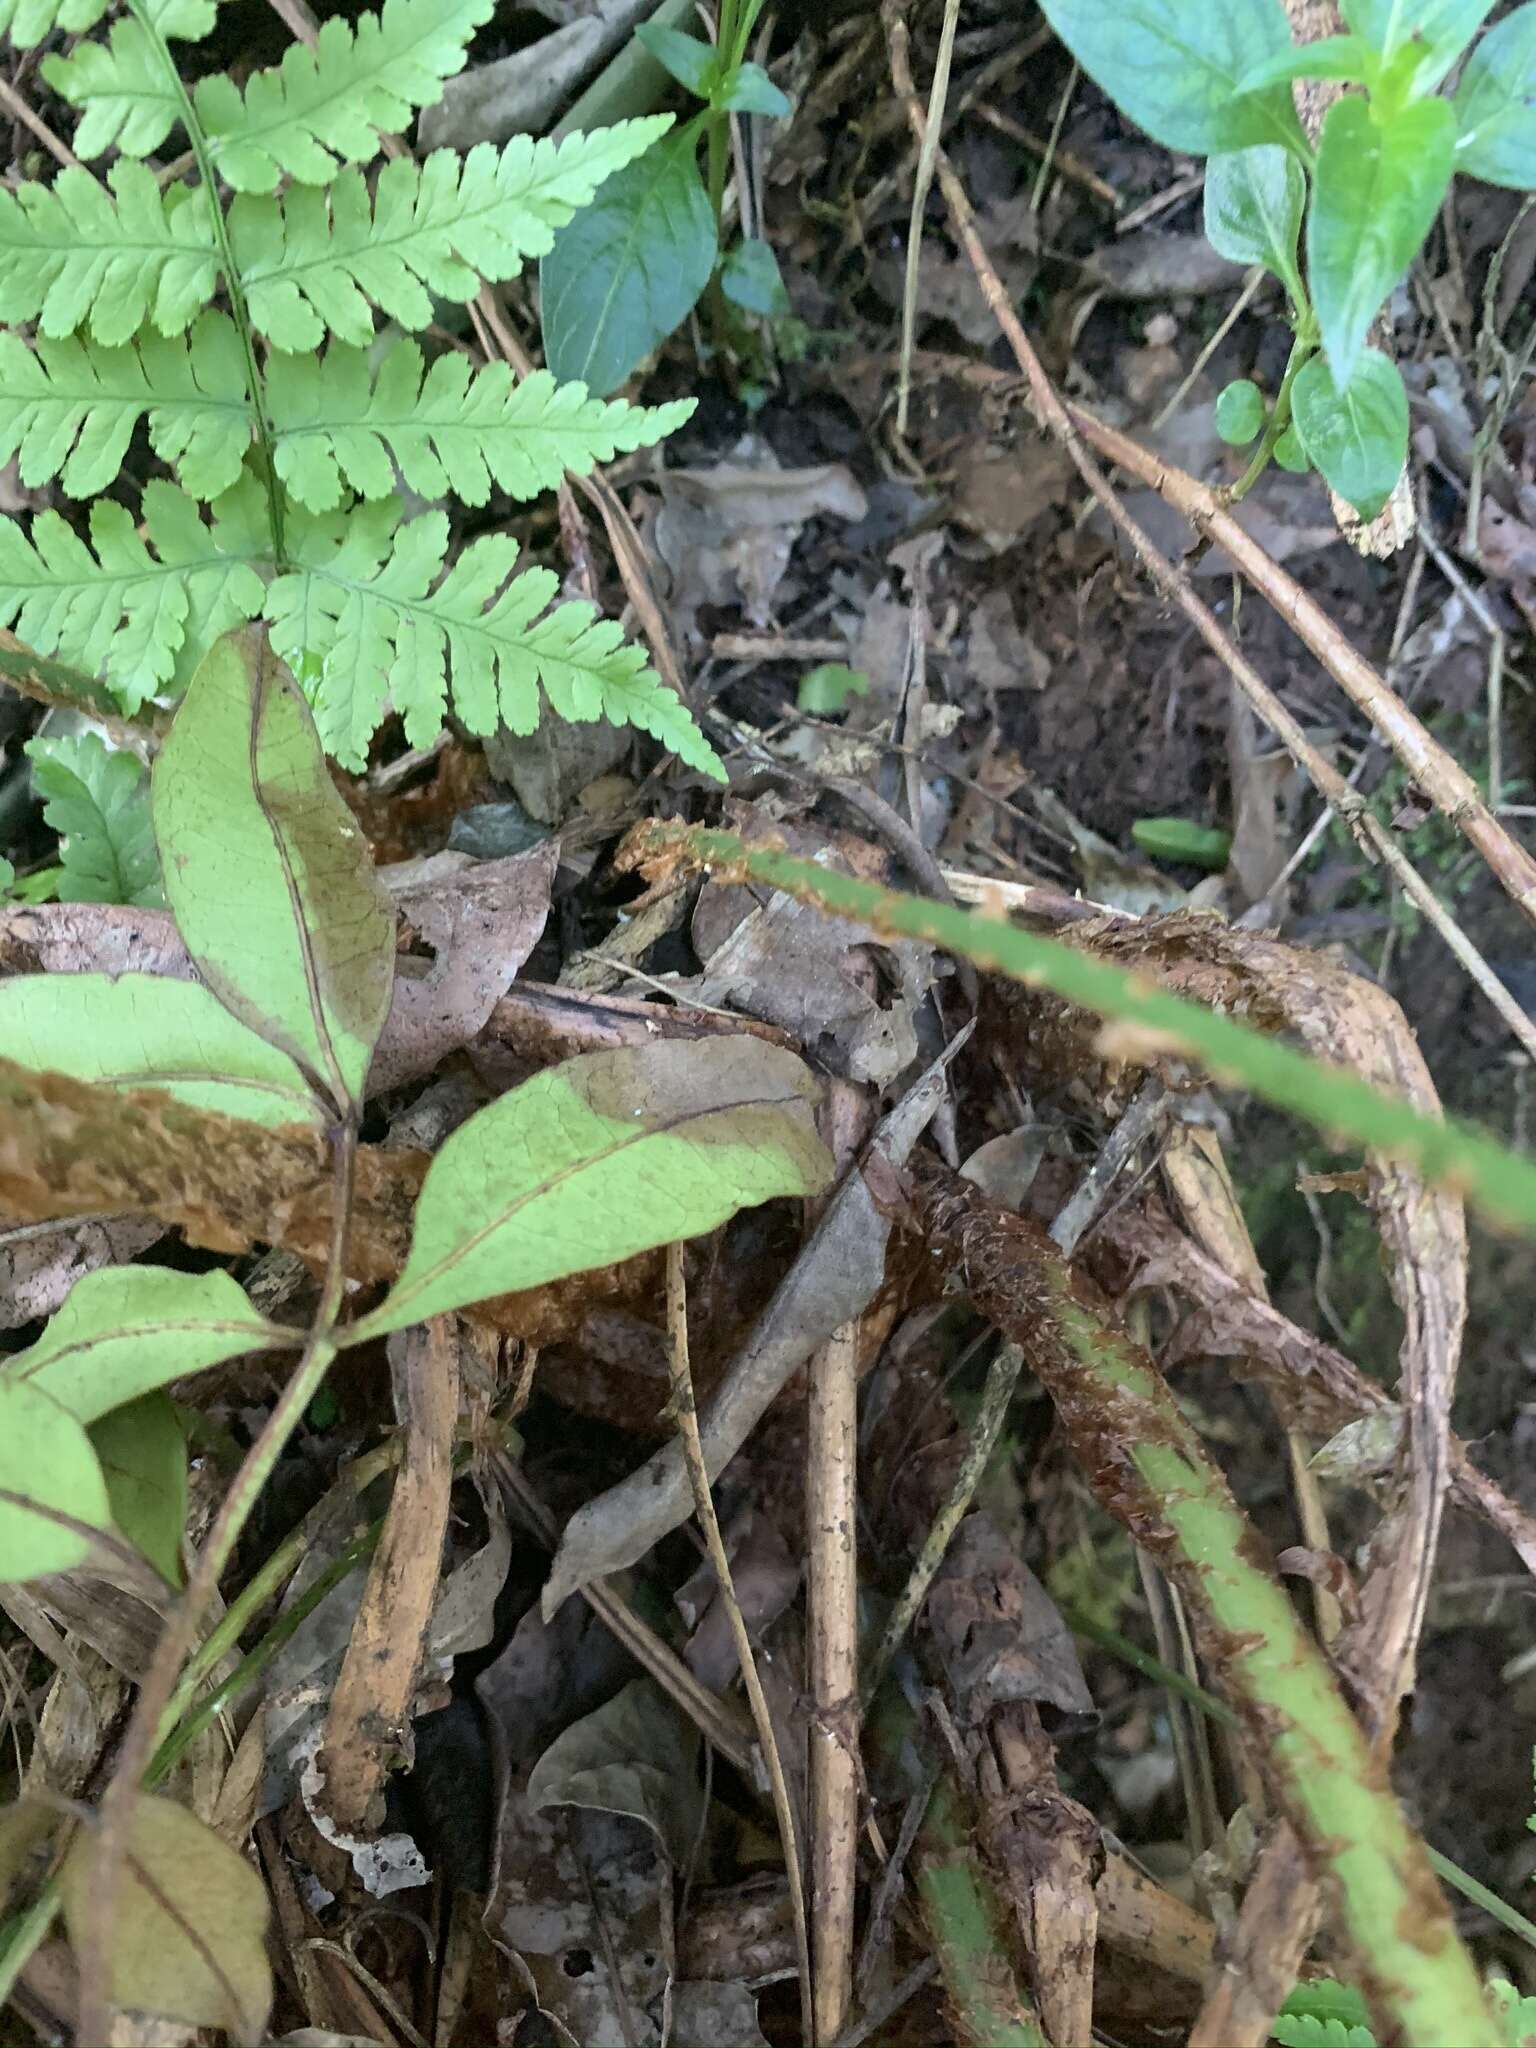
0 162 218 348
266 501 724 778
634 22 716 96
26 732 161 906
1036 0 1306 156
0 479 268 715
195 0 491 193
0 1378 111 1580
1307 95 1454 388
61 1795 271 2035
7 1265 282 1423
720 236 789 316
350 1037 833 1340
540 131 718 397
0 972 323 1127
1216 378 1265 443
1340 0 1496 82
1236 34 1372 91
1291 346 1408 518
266 345 692 512
232 119 672 351
719 62 791 116
1204 146 1307 304
91 1393 186 1584
152 632 395 1111
1453 3 1536 189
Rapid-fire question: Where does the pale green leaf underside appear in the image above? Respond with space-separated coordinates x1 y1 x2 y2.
92 1393 186 1583
268 501 724 775
152 633 395 1111
6 1264 279 1424
27 730 160 905
0 971 324 1127
0 479 266 710
0 316 252 503
0 1378 111 1579
0 162 217 346
352 1038 833 1340
267 346 693 512
231 119 670 348
195 0 490 192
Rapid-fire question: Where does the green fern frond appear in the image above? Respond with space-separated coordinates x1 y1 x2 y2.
0 479 265 710
0 0 108 52
265 503 721 775
266 345 692 512
231 120 670 349
192 0 489 194
42 0 216 159
26 731 162 906
0 164 218 347
0 315 252 501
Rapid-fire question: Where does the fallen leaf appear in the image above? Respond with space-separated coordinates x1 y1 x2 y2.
926 1513 1096 1730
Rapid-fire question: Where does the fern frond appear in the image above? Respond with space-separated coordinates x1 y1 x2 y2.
265 503 721 776
0 316 252 501
0 479 265 710
42 0 216 159
192 0 489 194
266 345 692 513
0 164 218 347
0 0 108 53
27 732 162 906
232 120 670 349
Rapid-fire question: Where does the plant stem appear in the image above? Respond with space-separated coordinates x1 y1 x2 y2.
1229 329 1314 503
123 0 286 565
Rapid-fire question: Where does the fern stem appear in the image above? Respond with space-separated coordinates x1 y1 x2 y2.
122 0 287 566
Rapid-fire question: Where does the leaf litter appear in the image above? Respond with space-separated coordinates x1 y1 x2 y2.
4 6 1536 2044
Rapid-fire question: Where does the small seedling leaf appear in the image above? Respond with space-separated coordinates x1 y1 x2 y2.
1203 145 1307 303
1273 423 1309 470
540 131 718 397
1453 3 1536 189
7 1265 282 1423
1308 94 1454 388
1131 816 1233 869
61 1795 272 2038
720 235 789 315
91 1392 186 1584
1037 0 1305 156
718 62 790 116
633 22 716 97
152 631 395 1113
1341 0 1496 81
1290 347 1407 519
1215 378 1265 445
1236 33 1372 92
27 733 161 907
353 1037 833 1339
0 1377 111 1580
797 662 869 713
0 972 324 1128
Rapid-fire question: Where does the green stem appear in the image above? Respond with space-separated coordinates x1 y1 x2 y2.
915 1775 1050 2048
123 0 286 565
1229 329 1315 504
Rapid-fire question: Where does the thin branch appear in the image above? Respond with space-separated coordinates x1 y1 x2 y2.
895 0 960 439
807 1320 860 2045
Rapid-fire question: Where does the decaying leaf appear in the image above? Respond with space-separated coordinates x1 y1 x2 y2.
60 1794 272 2039
152 634 395 1114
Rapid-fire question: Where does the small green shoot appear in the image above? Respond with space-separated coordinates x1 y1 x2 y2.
797 662 870 713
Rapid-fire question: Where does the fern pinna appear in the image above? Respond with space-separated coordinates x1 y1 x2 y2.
0 0 721 774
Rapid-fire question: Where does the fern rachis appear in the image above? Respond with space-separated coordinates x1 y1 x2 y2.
0 0 717 776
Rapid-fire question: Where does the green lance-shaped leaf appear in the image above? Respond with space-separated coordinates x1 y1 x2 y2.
60 1794 271 2035
0 973 324 1127
349 1037 833 1340
653 825 1536 1237
151 631 395 1113
1203 146 1306 307
0 1378 112 1579
1290 347 1408 520
1308 95 1454 388
540 130 718 398
1035 0 1306 157
5 1265 283 1423
1453 2 1536 190
91 1392 186 1583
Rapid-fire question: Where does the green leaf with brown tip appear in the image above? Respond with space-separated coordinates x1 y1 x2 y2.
152 631 394 1113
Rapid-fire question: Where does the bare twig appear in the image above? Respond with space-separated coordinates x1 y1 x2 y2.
664 1243 813 2041
895 0 961 439
807 1320 860 2045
